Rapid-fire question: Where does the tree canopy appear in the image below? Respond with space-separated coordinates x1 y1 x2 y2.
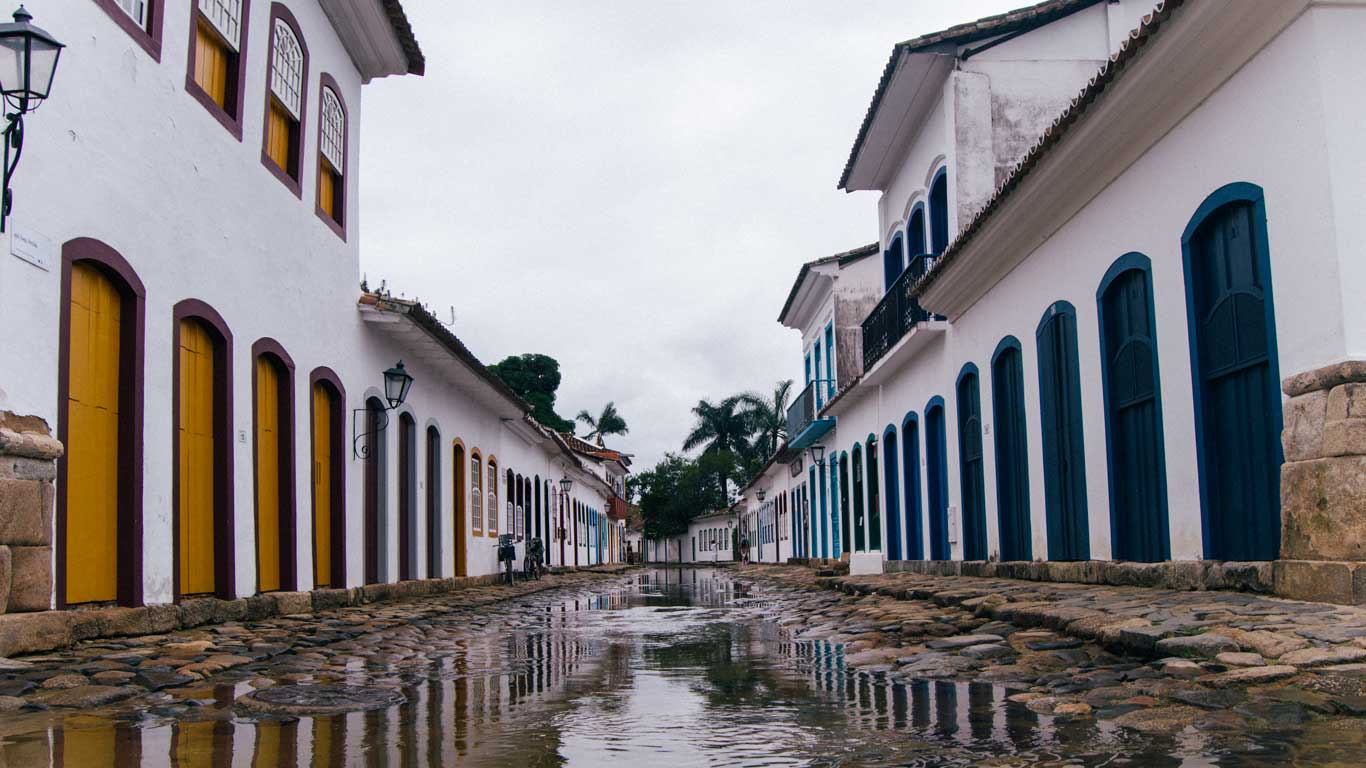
577 401 629 444
488 353 574 432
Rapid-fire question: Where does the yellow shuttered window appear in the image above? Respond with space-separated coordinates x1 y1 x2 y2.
266 17 304 179
193 21 229 108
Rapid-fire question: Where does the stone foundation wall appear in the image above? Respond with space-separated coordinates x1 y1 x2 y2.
0 412 62 614
883 558 1274 593
1277 360 1366 603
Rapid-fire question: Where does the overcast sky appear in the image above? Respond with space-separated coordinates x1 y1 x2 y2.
358 1 1026 469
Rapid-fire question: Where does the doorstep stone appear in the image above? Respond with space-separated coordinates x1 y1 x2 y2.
1273 560 1360 605
0 611 72 656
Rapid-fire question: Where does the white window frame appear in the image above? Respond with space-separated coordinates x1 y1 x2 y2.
270 18 304 118
199 0 242 50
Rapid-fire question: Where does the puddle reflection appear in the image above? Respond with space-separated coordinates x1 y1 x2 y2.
0 569 1352 766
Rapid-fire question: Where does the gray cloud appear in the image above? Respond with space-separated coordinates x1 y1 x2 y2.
359 1 1024 468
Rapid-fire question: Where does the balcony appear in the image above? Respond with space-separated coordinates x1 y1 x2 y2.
786 379 835 451
861 254 942 372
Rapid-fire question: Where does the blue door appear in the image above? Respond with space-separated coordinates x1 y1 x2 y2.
882 427 901 559
991 340 1032 561
852 446 865 552
956 366 988 561
866 435 882 552
1183 186 1282 561
1037 302 1090 560
829 459 842 556
838 453 851 555
901 413 924 560
925 399 950 560
1099 255 1170 562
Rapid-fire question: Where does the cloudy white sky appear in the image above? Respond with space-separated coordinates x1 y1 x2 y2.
359 1 1026 469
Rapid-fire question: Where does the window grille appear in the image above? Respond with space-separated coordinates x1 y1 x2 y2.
199 0 241 49
117 0 148 28
270 18 304 118
470 457 482 531
320 87 345 168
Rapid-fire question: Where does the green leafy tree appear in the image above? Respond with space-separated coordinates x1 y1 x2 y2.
576 401 629 444
682 396 752 505
738 379 794 459
488 353 574 432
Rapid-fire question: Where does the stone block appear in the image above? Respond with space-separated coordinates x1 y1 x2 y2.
103 605 180 637
0 546 9 613
244 594 275 620
0 456 57 481
1280 456 1366 561
1283 359 1366 398
1274 560 1357 605
7 546 50 612
1326 382 1366 421
311 588 351 612
0 478 50 545
1283 389 1328 462
0 611 72 656
1323 418 1366 457
270 591 313 616
1204 562 1273 593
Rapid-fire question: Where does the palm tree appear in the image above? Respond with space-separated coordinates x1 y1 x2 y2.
738 379 794 458
682 397 752 505
577 401 628 444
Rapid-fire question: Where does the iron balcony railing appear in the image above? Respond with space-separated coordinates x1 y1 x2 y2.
861 253 941 371
786 379 830 440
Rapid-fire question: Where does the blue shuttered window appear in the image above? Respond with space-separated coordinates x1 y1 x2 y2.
901 413 924 560
956 366 988 561
925 399 950 560
991 340 1032 562
1037 302 1089 561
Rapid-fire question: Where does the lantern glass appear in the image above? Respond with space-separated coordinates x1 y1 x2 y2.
756 489 766 502
559 476 573 494
809 445 826 467
383 360 413 409
0 8 63 104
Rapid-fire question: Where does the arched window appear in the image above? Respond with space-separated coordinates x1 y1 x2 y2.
263 5 308 192
929 168 949 255
1181 184 1282 561
426 425 441 578
173 301 234 600
991 339 1031 562
956 364 987 561
925 397 950 560
486 457 499 535
253 340 297 593
505 468 515 536
470 450 483 536
187 0 247 134
883 233 905 292
364 397 386 584
98 0 164 59
316 79 347 235
900 412 923 560
907 204 927 262
309 367 345 589
59 239 147 608
882 426 900 560
1037 301 1089 561
397 412 416 581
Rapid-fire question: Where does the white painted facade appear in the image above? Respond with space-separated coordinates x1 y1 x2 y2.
1 2 621 610
775 0 1363 570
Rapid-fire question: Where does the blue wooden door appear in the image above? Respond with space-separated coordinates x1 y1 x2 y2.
1187 199 1281 560
991 344 1032 561
882 430 900 558
901 415 923 560
838 454 851 555
866 436 882 552
1037 304 1090 560
925 402 950 560
1100 264 1169 562
956 370 988 560
852 446 865 552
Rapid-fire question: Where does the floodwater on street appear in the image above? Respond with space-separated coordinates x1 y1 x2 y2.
0 568 1362 766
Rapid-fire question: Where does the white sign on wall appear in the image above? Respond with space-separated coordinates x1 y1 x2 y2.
10 225 53 271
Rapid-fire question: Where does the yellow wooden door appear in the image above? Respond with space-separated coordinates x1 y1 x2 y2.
256 358 282 593
312 383 332 588
65 263 121 604
178 320 217 596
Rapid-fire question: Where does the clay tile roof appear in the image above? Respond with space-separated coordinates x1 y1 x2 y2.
912 0 1184 299
777 242 879 324
838 0 1106 190
382 0 425 76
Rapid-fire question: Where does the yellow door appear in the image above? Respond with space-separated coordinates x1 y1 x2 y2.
312 383 332 588
256 358 282 593
178 319 216 596
65 262 121 604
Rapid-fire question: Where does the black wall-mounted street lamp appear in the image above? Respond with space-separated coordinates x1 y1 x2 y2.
559 475 573 494
755 488 766 503
808 444 826 469
0 6 62 233
353 360 415 459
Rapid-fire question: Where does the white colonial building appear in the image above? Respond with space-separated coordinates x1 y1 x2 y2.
753 0 1366 599
0 0 624 616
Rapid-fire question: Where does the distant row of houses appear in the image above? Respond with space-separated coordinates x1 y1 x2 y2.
680 0 1366 599
0 1 627 617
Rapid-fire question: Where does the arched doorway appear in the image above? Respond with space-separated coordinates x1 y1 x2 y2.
1182 184 1282 560
364 397 387 584
991 339 1032 562
1037 302 1089 561
174 302 234 599
309 369 345 588
882 428 900 559
59 240 146 607
451 439 467 577
925 398 950 560
253 342 296 593
426 426 441 578
957 365 987 561
397 412 416 581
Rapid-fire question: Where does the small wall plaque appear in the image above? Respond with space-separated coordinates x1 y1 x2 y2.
10 225 53 271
